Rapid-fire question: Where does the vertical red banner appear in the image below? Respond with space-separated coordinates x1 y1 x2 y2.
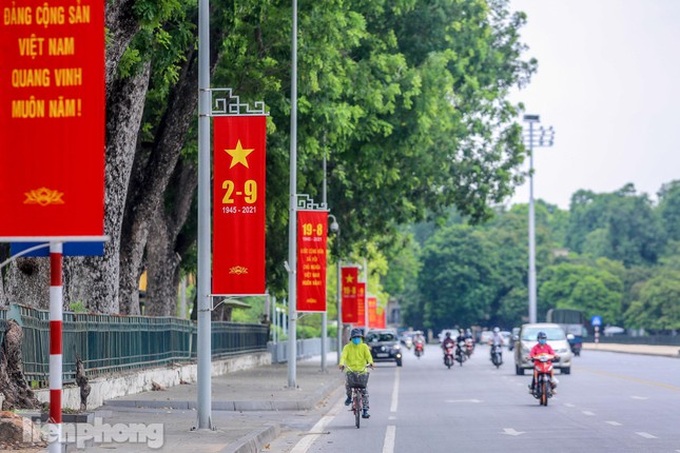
341 266 358 323
356 282 366 327
296 210 327 312
212 115 267 294
376 305 386 328
0 0 105 236
367 296 378 328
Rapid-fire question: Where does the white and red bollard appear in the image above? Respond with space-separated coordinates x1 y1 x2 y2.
49 242 63 452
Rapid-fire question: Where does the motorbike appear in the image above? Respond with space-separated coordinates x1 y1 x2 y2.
414 341 424 358
443 343 455 369
567 334 582 357
490 343 503 368
529 353 558 406
455 341 466 366
464 338 475 357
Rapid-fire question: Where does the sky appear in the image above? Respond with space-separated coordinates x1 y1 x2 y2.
507 0 680 209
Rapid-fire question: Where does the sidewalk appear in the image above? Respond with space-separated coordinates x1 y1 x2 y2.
582 342 680 358
25 356 344 453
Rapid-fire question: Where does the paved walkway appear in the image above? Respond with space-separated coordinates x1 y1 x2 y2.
21 344 680 452
582 342 680 357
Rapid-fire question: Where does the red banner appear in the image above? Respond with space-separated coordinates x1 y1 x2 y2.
0 0 105 237
376 305 386 328
212 115 267 294
296 210 327 312
341 266 358 323
367 296 378 328
356 282 366 327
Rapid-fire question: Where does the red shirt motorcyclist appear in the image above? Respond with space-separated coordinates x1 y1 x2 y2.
441 331 455 352
528 331 559 393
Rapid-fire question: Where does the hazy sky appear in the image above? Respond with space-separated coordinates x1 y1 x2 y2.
508 0 680 209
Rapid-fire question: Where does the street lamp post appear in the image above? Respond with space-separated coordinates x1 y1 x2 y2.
327 214 341 364
523 114 555 324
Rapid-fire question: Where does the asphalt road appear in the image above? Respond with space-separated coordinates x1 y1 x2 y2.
267 343 680 453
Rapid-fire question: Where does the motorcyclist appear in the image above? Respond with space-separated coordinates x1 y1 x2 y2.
441 331 456 361
339 328 374 419
489 327 504 360
455 329 467 344
528 331 559 394
413 331 426 354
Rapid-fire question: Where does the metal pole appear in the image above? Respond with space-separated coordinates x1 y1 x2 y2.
287 0 299 389
320 149 328 372
528 120 537 324
48 242 62 453
523 115 554 324
336 257 342 364
363 258 368 328
197 0 212 429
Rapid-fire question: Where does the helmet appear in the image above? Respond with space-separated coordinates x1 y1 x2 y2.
350 328 364 339
493 327 500 333
537 331 547 340
459 329 465 334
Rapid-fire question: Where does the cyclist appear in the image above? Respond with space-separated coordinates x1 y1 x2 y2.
339 328 374 419
528 331 559 394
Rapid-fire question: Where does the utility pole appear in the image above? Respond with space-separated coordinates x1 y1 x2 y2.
522 114 555 324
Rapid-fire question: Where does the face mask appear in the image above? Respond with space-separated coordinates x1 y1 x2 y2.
352 337 361 345
539 339 547 345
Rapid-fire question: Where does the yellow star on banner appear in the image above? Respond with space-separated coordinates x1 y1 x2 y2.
226 140 255 169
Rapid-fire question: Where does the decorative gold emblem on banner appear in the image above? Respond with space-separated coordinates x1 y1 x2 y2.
24 187 65 206
229 266 249 275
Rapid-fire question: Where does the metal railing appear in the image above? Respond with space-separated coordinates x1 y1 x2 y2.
1 305 269 386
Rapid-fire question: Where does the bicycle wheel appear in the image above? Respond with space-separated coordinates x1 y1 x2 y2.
353 392 361 428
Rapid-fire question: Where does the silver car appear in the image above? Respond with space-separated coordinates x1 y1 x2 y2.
513 323 572 375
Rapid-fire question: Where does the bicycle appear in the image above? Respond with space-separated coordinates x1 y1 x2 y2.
342 364 371 428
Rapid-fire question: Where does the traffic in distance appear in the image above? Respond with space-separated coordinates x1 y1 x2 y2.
272 321 680 453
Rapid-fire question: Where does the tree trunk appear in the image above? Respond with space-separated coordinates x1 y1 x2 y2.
0 320 39 410
145 159 197 316
4 259 50 310
64 64 152 314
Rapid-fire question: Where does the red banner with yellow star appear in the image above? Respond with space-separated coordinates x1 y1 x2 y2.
296 210 328 312
0 0 105 237
341 266 358 323
212 115 266 294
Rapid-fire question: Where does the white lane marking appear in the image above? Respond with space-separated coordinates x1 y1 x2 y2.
388 415 396 421
382 425 396 453
605 421 622 426
390 367 400 413
631 395 648 400
582 411 596 416
502 428 526 436
564 403 576 407
636 432 658 439
445 399 482 403
289 396 344 453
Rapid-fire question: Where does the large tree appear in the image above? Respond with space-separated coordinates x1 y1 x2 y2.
1 0 535 316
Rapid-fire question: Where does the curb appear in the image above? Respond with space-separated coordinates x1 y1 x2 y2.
225 376 344 453
221 424 280 453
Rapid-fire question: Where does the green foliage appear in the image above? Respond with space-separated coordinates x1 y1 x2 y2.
658 180 680 242
567 185 665 266
538 262 623 324
68 301 87 313
624 270 680 332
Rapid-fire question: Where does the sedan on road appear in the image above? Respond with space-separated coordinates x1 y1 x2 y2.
513 322 573 375
366 329 403 366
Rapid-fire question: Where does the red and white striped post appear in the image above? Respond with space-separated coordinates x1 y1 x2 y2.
49 242 63 452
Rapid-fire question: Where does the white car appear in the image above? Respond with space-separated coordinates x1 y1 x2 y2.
513 323 573 375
